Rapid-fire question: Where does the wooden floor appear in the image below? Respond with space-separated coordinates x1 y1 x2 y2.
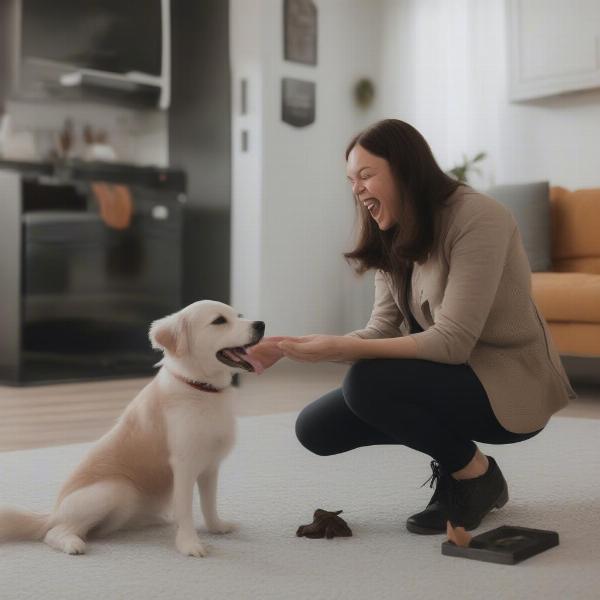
1 361 598 452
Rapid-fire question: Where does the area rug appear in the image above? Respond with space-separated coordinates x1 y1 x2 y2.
1 411 599 600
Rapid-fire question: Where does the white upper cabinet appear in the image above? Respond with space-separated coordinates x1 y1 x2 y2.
507 0 600 100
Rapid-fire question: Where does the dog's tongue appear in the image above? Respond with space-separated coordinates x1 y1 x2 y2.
223 348 264 375
243 352 264 375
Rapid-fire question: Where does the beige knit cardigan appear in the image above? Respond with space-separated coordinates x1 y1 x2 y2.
345 186 576 434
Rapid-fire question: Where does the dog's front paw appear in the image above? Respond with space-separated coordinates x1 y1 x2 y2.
64 537 86 555
176 535 208 557
207 519 238 534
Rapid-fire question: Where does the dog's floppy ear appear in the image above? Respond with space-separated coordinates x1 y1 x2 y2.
149 313 189 357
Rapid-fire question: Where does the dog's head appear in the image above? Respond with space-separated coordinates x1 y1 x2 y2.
149 300 265 381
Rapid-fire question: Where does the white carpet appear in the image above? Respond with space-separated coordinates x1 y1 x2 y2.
1 411 599 600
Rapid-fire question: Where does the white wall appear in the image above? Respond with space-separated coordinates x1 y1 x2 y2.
231 0 384 335
379 0 600 190
379 0 479 183
466 0 600 189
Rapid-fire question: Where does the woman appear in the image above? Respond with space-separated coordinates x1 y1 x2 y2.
246 119 576 535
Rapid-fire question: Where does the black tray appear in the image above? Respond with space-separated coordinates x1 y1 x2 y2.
441 525 559 565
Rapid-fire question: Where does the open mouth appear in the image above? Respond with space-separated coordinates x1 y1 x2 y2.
216 341 262 373
364 198 381 218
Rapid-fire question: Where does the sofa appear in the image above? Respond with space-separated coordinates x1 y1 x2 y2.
531 186 600 357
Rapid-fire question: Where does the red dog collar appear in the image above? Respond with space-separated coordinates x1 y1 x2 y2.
168 370 222 393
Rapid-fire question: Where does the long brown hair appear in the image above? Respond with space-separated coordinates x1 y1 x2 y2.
343 119 461 293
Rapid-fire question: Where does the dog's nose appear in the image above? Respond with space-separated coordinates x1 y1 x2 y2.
252 321 265 333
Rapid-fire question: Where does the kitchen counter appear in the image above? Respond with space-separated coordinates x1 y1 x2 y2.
0 158 186 191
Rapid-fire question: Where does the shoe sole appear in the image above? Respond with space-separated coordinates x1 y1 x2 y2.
405 484 509 535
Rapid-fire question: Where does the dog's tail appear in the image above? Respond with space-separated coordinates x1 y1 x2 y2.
0 506 52 542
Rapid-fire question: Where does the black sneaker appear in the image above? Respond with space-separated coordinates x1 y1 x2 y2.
406 456 509 535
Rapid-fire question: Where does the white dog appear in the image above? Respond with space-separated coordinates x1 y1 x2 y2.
0 300 265 557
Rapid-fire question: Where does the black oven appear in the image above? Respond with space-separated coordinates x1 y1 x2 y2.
0 159 185 385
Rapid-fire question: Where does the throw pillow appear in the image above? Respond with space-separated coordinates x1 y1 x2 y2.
485 181 552 272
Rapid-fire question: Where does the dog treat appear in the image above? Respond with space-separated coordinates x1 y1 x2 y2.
446 520 472 547
296 509 353 539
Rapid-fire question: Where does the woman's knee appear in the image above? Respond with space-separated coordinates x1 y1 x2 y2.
294 404 337 456
342 359 380 417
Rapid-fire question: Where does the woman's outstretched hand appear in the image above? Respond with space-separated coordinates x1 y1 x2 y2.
277 335 354 363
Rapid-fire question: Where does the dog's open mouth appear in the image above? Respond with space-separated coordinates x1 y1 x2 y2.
216 342 263 374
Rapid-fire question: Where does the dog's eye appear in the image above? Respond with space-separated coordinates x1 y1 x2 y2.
211 316 227 325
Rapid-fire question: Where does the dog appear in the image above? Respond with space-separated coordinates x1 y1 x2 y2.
0 300 265 557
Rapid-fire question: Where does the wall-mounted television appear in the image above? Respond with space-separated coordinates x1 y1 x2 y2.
15 0 171 109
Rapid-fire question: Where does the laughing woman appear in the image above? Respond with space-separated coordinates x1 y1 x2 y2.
246 119 576 535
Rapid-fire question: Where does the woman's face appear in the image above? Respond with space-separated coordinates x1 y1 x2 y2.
346 144 398 231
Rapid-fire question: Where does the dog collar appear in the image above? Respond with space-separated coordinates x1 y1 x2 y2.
168 370 222 393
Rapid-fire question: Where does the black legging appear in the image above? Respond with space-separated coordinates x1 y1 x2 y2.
295 358 543 474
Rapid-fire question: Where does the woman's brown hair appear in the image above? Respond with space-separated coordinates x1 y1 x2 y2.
343 119 462 293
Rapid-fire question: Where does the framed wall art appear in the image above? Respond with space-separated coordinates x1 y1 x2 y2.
283 0 317 66
281 77 315 127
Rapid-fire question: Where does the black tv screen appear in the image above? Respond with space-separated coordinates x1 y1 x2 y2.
22 0 163 76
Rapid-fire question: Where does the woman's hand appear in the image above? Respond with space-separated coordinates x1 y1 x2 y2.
244 336 288 372
277 335 356 363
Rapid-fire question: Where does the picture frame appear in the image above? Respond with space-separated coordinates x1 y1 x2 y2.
281 77 315 128
283 0 317 66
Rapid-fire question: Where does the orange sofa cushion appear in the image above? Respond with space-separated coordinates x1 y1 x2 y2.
550 187 600 273
546 323 600 356
532 272 600 323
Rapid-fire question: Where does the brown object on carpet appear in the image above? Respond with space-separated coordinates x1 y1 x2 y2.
296 509 353 539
